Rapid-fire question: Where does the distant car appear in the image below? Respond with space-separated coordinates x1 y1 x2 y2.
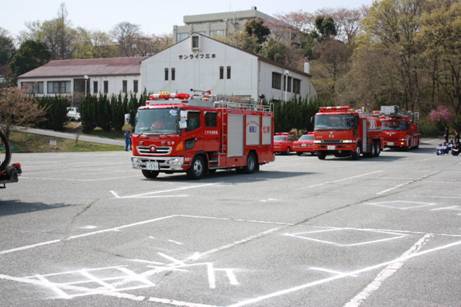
273 133 294 154
292 133 316 156
66 107 81 121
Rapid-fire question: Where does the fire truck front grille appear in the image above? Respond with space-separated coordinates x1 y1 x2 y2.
137 146 172 155
321 140 342 144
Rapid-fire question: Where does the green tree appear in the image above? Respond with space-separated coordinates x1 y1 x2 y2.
315 16 337 40
245 18 271 44
0 28 15 67
9 40 51 79
261 39 288 65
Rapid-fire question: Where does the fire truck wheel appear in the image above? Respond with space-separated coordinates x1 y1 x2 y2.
187 156 206 179
374 142 381 157
245 152 258 174
296 152 303 156
142 170 159 179
317 152 326 160
352 145 361 160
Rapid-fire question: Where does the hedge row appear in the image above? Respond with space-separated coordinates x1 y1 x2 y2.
36 96 70 131
81 93 148 133
272 98 332 133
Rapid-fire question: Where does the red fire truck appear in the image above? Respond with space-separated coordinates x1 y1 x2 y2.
378 106 420 150
313 106 383 160
131 92 274 179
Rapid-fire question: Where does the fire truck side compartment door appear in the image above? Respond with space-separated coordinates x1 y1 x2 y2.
246 115 260 145
227 114 244 157
362 118 368 152
262 116 272 145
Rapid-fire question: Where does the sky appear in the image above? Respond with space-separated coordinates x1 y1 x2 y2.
1 0 373 37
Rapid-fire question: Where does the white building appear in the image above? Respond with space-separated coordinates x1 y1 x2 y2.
141 33 316 102
174 7 299 46
17 57 143 103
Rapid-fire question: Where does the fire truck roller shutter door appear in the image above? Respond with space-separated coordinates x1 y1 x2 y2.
227 114 244 157
262 116 272 145
246 115 260 145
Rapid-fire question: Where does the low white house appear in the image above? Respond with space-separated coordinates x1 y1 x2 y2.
142 34 316 102
17 57 143 103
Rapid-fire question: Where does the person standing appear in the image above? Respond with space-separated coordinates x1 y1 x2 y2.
122 121 133 151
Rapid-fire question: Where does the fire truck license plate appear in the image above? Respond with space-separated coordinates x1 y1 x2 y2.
388 142 394 146
327 145 336 150
146 161 159 171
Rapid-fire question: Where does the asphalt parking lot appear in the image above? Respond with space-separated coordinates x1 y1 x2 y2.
1 139 460 307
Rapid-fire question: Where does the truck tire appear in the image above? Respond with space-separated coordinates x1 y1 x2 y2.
351 145 361 160
0 130 11 171
374 142 381 157
317 152 326 160
142 170 159 179
296 152 303 156
244 152 258 174
187 155 206 179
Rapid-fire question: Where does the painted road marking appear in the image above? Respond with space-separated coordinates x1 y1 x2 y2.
21 176 140 182
285 228 406 247
307 170 384 189
376 171 439 195
365 200 437 210
430 206 461 212
228 236 461 307
110 183 218 199
343 233 433 307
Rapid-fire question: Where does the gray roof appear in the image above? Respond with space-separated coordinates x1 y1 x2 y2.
18 57 142 79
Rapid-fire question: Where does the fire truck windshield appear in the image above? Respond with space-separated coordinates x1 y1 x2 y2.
314 114 357 130
299 135 314 141
382 120 408 131
135 108 179 135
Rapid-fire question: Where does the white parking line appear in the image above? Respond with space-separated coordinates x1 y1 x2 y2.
308 170 384 189
343 233 433 307
229 235 461 307
376 171 438 195
110 183 218 199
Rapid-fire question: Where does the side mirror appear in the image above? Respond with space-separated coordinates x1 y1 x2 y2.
179 120 187 129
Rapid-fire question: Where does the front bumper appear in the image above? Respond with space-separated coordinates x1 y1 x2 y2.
315 143 356 152
293 145 315 152
131 156 185 171
384 140 407 148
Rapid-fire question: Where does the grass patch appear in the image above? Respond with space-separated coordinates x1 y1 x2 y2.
9 131 123 153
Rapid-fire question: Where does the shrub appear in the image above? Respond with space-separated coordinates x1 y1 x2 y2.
36 96 70 131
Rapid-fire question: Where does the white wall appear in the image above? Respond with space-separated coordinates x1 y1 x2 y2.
89 75 141 96
141 36 259 99
258 62 317 101
18 75 141 97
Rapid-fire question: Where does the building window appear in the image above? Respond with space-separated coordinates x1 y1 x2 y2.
192 35 200 50
93 81 98 94
287 77 292 92
171 68 175 81
219 66 224 80
133 80 139 93
104 81 109 94
122 80 127 93
164 68 169 81
272 72 282 90
176 32 189 42
293 78 301 94
21 81 44 94
227 66 231 79
205 112 217 127
47 81 71 94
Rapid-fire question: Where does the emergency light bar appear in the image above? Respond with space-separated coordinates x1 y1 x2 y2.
319 106 353 113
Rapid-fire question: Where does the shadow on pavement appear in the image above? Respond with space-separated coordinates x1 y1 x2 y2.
148 170 312 183
0 199 70 217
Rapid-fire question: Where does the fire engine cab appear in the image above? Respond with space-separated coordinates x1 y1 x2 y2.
131 91 274 179
378 105 420 150
313 106 383 160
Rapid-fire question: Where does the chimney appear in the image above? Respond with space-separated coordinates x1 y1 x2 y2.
304 57 310 74
252 6 257 10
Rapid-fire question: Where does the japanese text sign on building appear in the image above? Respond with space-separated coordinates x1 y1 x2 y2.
179 54 216 60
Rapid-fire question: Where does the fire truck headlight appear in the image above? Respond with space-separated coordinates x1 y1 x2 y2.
131 157 142 168
168 157 184 167
314 140 322 144
342 140 354 144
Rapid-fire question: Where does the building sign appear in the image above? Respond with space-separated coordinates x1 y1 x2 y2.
179 54 216 60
